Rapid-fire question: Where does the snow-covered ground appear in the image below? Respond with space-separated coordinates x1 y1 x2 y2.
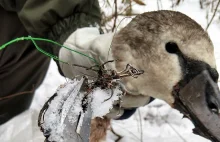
29 0 220 142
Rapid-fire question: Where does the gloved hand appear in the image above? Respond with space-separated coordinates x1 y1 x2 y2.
59 27 151 119
59 27 114 79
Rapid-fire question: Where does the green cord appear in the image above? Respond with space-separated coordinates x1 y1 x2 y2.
30 37 67 64
0 36 100 65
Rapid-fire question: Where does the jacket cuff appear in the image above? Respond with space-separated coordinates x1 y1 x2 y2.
46 13 101 75
48 13 101 56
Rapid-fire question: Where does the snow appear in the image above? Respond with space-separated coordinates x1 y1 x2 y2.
32 0 219 141
37 77 122 141
59 79 82 125
1 0 220 142
107 100 210 142
98 1 219 141
41 79 82 142
91 86 122 118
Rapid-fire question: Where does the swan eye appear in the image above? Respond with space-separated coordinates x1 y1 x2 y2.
165 42 179 54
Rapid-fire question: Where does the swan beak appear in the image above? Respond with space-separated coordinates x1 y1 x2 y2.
173 70 220 141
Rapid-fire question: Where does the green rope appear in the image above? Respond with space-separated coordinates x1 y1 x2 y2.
30 37 66 64
0 36 100 65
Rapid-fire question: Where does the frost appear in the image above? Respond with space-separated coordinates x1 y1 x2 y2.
67 92 84 124
40 78 122 142
42 79 82 142
91 86 122 118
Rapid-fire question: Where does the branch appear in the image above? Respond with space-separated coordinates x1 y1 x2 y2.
110 124 123 142
112 0 118 32
111 122 141 141
0 87 34 101
206 0 220 31
158 110 187 142
138 109 143 142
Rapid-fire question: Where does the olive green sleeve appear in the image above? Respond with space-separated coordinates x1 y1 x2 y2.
17 0 101 56
18 0 101 36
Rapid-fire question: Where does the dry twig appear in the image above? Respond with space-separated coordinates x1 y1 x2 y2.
206 0 220 30
157 109 188 142
110 124 123 142
111 122 141 141
138 109 143 142
112 0 118 32
0 86 34 101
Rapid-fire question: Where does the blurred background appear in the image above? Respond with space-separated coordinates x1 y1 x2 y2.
32 0 220 141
